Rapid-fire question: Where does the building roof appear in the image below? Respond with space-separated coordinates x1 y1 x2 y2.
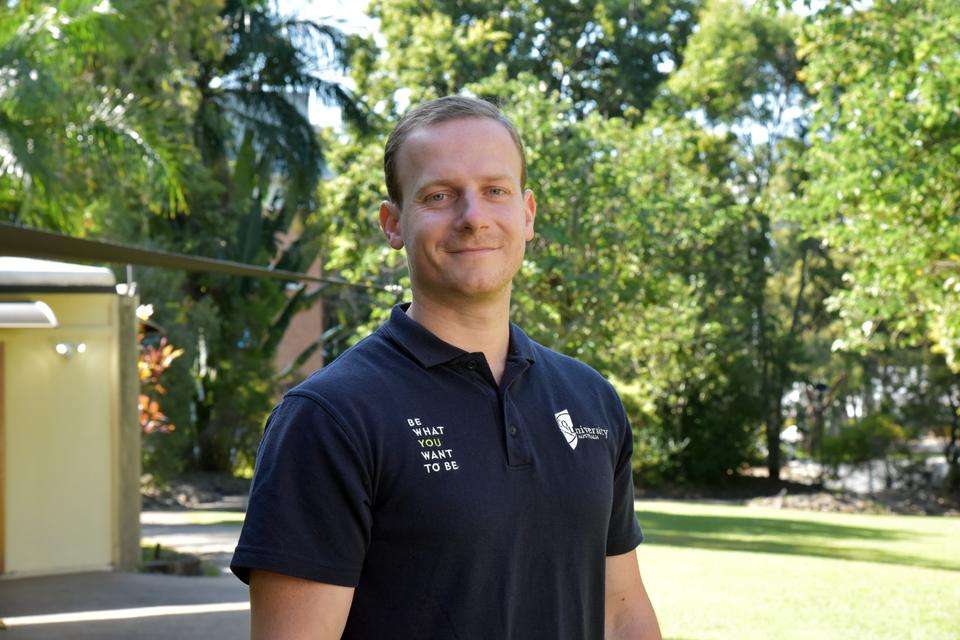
0 256 116 290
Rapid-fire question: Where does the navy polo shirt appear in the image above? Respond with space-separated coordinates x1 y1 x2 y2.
231 302 644 639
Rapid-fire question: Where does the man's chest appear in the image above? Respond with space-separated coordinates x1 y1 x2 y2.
361 376 622 547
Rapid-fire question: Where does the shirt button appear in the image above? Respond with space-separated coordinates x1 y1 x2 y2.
465 359 478 370
509 425 518 437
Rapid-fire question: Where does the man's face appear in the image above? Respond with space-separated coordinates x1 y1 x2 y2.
380 117 536 303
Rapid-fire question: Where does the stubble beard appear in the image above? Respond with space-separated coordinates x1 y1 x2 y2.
408 250 519 307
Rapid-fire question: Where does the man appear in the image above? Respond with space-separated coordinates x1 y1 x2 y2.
231 96 662 639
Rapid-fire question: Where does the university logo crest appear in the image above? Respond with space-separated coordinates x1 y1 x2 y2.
554 409 577 450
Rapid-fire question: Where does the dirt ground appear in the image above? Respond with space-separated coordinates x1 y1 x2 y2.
635 463 960 516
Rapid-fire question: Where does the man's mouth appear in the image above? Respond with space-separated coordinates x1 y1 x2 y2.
448 246 499 253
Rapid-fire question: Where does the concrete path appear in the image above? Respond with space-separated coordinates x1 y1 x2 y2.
0 571 249 639
0 510 250 639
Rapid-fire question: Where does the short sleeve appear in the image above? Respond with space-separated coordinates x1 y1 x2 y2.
605 396 644 555
230 391 373 587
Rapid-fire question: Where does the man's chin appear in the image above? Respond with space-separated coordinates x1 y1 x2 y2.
423 277 513 302
452 282 510 299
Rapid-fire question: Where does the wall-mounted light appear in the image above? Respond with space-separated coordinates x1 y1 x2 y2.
55 342 86 358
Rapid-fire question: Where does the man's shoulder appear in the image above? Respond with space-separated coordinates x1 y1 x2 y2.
284 328 396 406
525 335 620 400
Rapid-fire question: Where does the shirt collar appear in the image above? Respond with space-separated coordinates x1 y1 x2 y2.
381 302 537 369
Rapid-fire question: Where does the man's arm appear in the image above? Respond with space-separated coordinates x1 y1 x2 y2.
250 569 355 640
604 549 662 640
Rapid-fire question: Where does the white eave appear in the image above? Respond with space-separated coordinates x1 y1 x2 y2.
0 256 116 288
0 301 58 327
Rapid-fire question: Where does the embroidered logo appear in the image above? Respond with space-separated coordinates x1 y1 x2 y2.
555 410 578 450
554 409 610 451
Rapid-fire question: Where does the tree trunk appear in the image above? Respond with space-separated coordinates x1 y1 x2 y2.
767 393 783 481
947 388 960 493
197 424 231 472
193 382 222 472
810 406 824 462
753 225 777 480
192 364 231 473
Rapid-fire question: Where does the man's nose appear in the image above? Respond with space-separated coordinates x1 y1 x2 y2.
454 190 490 232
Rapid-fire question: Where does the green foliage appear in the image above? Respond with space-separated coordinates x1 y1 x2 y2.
4 1 369 474
132 1 372 474
0 0 212 231
321 0 830 484
356 0 700 119
667 0 802 124
794 0 960 373
7 0 958 489
659 0 833 480
821 413 906 468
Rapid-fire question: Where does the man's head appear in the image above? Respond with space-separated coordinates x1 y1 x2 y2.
379 96 536 304
383 96 527 206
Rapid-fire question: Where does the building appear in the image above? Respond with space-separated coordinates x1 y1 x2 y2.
0 257 140 577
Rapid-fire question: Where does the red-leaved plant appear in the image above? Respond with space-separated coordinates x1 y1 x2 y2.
138 329 184 435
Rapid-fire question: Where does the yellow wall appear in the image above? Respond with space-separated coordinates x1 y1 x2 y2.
1 293 119 576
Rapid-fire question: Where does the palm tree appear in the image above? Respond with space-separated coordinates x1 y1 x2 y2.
3 0 370 474
0 1 189 232
185 0 368 262
166 0 370 472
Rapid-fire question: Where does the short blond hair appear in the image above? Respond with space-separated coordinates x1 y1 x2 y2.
383 95 527 204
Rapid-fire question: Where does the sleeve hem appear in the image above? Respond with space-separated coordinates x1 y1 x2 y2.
605 528 644 556
230 546 360 587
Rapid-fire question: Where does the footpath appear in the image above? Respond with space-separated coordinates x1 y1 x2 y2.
0 506 248 639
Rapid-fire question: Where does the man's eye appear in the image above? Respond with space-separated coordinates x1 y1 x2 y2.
489 187 508 196
426 192 448 202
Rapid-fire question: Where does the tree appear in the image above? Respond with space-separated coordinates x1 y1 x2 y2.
129 0 370 473
354 0 700 120
3 1 368 474
664 0 848 480
793 0 960 485
795 0 960 370
312 0 828 485
0 0 209 232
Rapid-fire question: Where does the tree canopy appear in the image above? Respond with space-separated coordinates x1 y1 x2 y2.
4 0 958 488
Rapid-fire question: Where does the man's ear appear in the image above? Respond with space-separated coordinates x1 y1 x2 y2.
379 200 404 250
522 189 537 242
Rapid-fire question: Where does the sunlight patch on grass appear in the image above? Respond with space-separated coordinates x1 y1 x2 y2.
140 510 245 526
634 500 960 640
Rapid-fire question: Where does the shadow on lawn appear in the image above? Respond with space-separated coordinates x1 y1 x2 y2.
636 510 956 572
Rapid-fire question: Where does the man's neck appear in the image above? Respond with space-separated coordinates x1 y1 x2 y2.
406 290 511 383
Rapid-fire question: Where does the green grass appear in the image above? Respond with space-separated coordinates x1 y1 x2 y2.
140 510 246 526
140 506 959 637
635 500 960 640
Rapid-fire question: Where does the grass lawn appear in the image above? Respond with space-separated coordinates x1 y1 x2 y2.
635 500 960 640
140 510 246 526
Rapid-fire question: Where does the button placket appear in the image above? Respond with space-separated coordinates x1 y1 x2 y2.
502 393 531 466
